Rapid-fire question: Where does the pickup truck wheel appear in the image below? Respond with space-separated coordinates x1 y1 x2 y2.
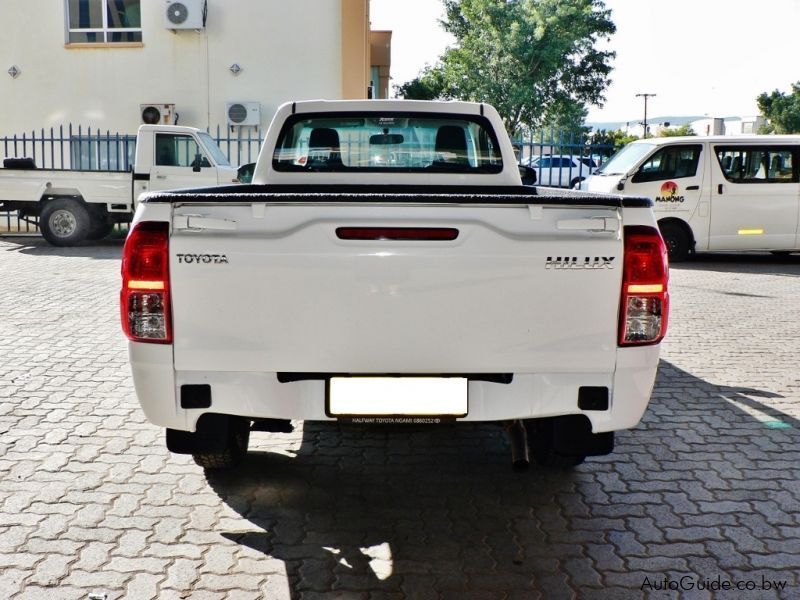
659 222 690 262
525 418 586 468
40 199 90 246
86 222 115 240
192 417 250 470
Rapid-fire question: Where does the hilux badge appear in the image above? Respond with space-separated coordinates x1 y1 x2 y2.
545 256 615 269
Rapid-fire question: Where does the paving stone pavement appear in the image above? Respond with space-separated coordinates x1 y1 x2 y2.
0 237 799 599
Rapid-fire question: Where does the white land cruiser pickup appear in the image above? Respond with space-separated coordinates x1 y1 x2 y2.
121 100 669 470
0 125 238 246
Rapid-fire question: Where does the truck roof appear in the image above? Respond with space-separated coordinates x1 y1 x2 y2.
285 99 488 116
630 134 800 145
136 124 207 135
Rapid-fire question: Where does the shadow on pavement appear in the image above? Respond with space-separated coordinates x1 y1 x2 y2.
0 234 123 259
205 359 800 597
671 252 800 277
207 422 584 598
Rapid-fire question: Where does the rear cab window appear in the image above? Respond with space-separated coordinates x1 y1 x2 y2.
715 146 798 183
272 113 503 174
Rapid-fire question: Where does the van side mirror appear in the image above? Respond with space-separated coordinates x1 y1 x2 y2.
519 165 537 186
192 153 202 173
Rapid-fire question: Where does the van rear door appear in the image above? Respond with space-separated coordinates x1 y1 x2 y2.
708 144 800 250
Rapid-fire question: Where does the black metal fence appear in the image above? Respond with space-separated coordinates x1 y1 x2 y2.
514 130 614 188
0 124 264 172
0 126 613 235
0 125 264 233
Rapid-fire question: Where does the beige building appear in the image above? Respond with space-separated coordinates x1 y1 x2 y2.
370 30 392 99
0 0 389 135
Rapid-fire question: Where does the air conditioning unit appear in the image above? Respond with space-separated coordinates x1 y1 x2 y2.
164 0 206 30
140 104 177 125
226 102 261 127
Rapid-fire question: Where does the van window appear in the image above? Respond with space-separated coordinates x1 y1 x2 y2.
715 146 797 183
595 143 655 176
631 144 702 183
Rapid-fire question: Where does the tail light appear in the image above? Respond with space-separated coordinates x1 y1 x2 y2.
121 221 172 344
619 225 669 346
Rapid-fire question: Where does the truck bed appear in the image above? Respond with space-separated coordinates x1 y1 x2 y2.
0 167 130 205
143 186 646 376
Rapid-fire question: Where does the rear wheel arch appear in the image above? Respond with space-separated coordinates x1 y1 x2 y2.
658 218 694 262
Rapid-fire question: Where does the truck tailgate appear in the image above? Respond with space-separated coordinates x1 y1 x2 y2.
169 201 623 374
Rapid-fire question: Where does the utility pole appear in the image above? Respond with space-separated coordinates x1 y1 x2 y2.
635 93 656 138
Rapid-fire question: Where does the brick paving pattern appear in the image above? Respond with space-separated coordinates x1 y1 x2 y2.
0 237 798 599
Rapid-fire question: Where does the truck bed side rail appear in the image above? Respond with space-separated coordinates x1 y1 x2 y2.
142 184 653 208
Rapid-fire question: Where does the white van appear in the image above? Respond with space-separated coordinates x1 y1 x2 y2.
585 136 800 261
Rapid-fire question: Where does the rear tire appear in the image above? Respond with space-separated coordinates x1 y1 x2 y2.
659 222 691 262
525 418 586 468
191 416 251 470
40 198 90 246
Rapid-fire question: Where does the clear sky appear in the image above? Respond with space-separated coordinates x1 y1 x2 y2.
369 0 800 123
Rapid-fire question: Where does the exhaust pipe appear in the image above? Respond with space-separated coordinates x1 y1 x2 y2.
505 419 529 471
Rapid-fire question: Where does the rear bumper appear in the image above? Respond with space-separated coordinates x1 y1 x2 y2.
129 343 660 434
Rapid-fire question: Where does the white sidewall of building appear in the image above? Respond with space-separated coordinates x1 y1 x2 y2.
0 0 344 135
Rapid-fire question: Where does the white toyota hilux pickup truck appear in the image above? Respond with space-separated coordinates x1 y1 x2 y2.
121 99 669 470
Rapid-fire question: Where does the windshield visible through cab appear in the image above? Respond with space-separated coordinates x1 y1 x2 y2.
273 113 503 173
198 132 231 167
596 143 655 176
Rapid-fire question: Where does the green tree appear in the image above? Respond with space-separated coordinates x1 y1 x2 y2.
588 129 638 151
657 123 696 137
398 0 616 137
536 97 591 141
757 82 800 134
394 66 446 100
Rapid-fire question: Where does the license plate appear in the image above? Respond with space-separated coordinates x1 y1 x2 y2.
327 377 468 418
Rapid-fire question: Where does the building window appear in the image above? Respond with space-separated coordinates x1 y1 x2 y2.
66 0 142 44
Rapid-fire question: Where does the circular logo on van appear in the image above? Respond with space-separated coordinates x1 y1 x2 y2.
656 180 685 204
660 181 678 196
